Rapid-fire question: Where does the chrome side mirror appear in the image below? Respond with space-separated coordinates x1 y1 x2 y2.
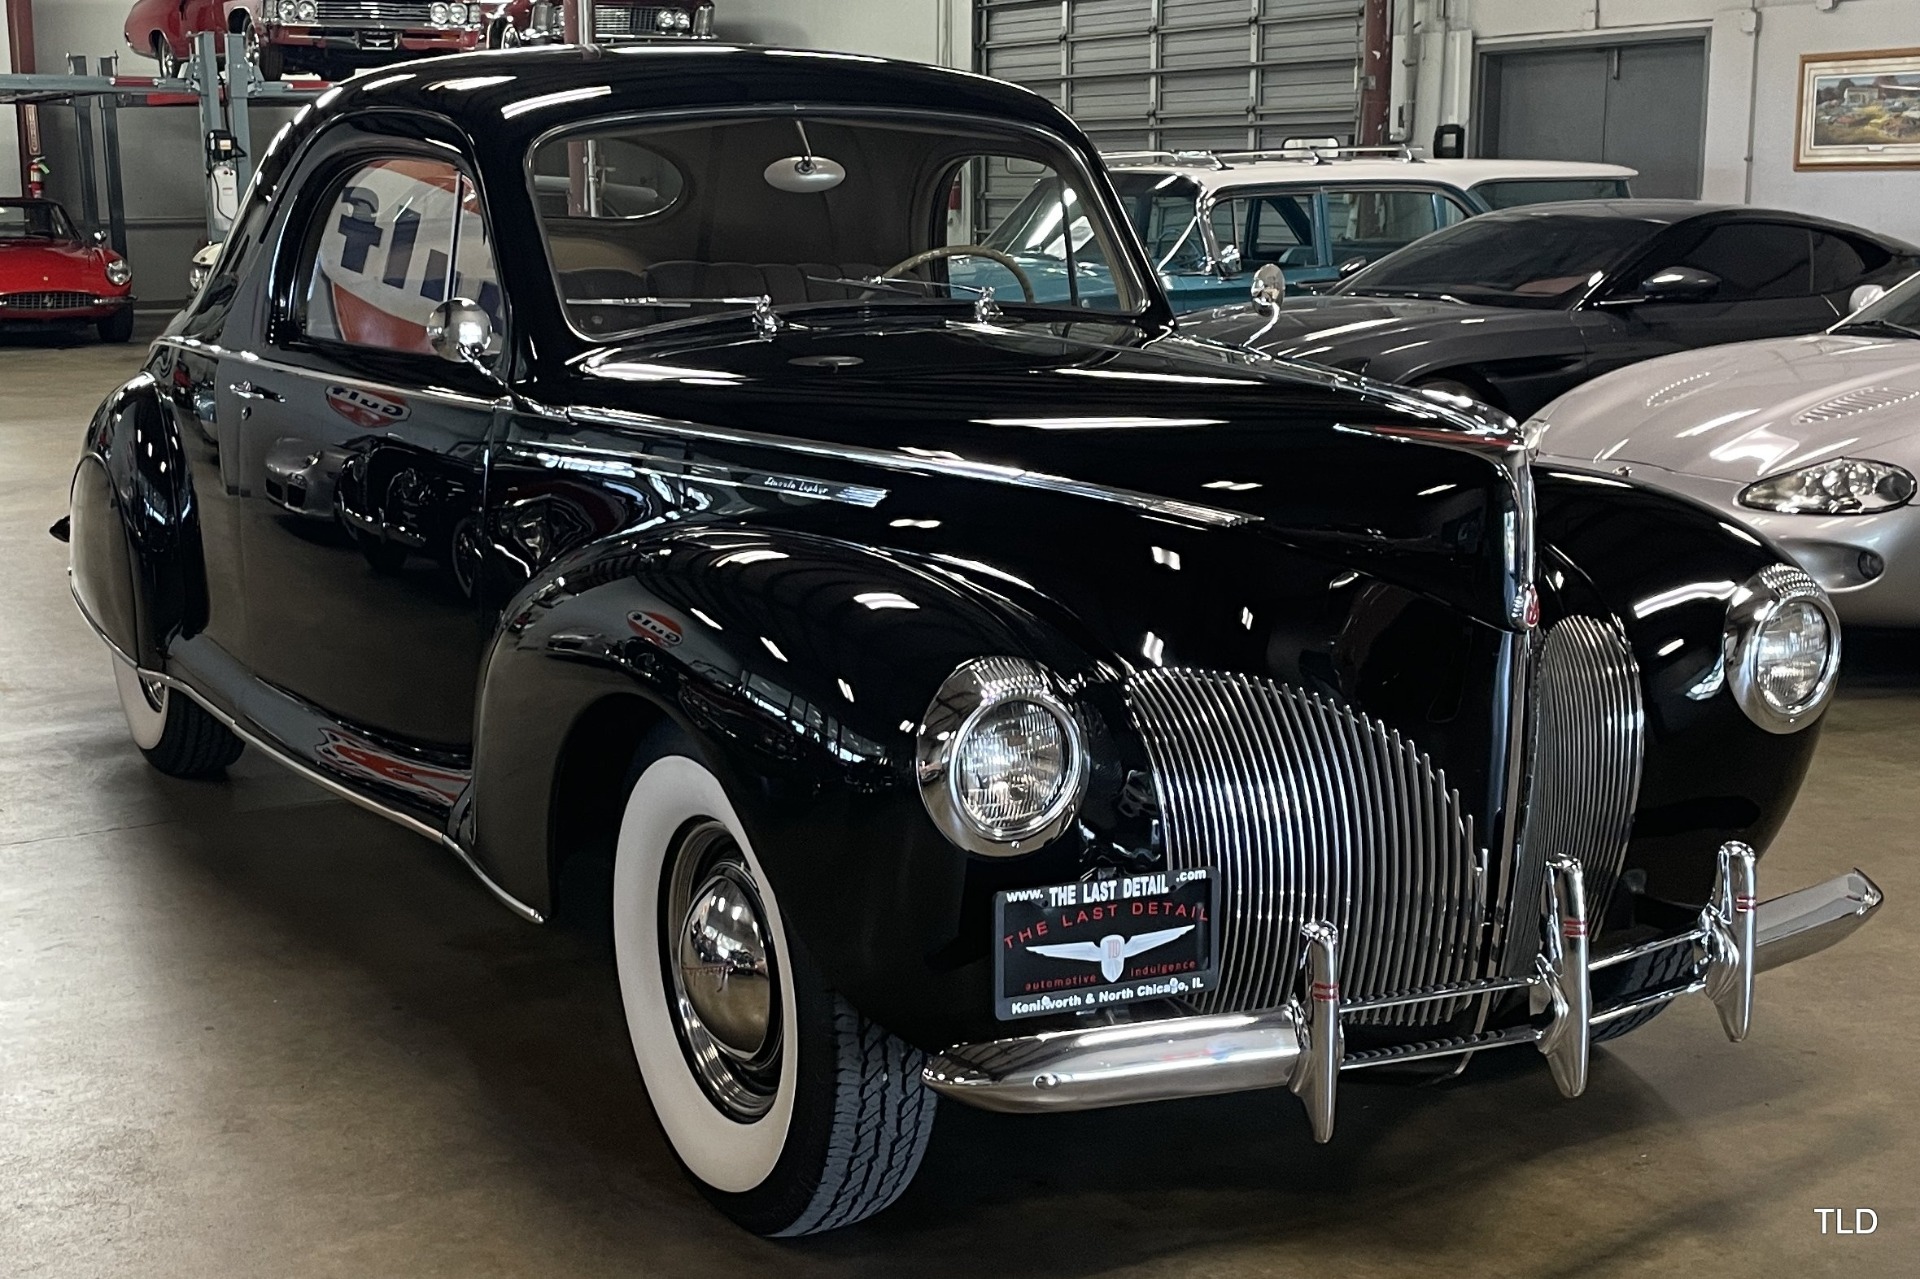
92 230 108 246
427 298 494 366
1336 255 1368 279
1251 263 1286 308
1849 283 1887 314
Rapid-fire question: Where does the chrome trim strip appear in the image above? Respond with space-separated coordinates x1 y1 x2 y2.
70 586 545 924
152 336 512 413
566 406 1258 528
1341 1024 1542 1070
501 439 889 509
1588 978 1707 1027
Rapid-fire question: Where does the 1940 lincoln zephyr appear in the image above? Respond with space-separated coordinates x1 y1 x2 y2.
63 45 1885 1236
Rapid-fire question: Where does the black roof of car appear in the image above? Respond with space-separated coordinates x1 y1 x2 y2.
1469 197 1919 247
326 44 1078 149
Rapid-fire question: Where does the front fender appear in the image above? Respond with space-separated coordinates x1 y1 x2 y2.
1533 466 1822 910
469 522 1146 1047
68 372 206 667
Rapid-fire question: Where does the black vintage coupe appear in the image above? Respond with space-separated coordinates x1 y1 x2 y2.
1181 200 1920 418
65 46 1882 1236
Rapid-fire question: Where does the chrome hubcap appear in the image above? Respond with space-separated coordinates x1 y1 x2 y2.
664 821 781 1121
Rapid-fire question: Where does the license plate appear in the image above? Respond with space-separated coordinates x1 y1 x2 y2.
994 868 1217 1020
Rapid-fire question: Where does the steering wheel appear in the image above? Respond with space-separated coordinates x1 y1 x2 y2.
879 245 1037 303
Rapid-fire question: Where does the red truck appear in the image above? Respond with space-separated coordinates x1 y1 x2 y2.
125 1 540 81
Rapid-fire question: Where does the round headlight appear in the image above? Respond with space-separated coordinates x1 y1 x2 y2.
105 259 132 287
430 3 451 24
447 2 469 22
656 8 677 30
296 0 318 20
1724 565 1840 733
673 9 692 29
918 657 1086 855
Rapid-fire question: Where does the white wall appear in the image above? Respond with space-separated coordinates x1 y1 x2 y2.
1 12 19 196
1398 0 1920 244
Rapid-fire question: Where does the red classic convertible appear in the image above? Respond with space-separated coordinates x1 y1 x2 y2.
124 1 537 81
0 200 135 343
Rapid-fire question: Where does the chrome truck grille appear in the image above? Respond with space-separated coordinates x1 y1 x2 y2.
1511 615 1645 955
312 1 434 23
1127 669 1487 1026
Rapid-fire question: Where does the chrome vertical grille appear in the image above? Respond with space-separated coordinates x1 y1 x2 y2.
1519 615 1644 941
1127 669 1487 1026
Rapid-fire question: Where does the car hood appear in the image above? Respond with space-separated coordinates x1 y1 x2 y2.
0 239 116 291
552 311 1533 628
1174 294 1555 366
1532 331 1920 479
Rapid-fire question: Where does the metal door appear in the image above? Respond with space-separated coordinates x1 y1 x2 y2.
976 0 1364 227
1477 39 1705 198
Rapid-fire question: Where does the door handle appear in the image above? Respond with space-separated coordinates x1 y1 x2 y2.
229 380 283 403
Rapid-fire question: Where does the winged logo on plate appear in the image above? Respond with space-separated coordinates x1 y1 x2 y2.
1029 925 1195 982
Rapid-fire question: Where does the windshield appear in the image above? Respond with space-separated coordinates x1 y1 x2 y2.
1334 211 1658 308
1836 268 1920 335
1471 178 1632 210
529 113 1146 338
0 202 77 241
1018 172 1211 274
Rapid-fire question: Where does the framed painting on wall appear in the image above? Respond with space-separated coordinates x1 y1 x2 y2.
1798 48 1920 169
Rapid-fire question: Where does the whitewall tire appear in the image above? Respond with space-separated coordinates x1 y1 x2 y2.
111 656 244 777
613 747 937 1235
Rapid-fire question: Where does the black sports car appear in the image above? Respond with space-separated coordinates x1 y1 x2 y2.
1180 200 1920 418
65 47 1882 1237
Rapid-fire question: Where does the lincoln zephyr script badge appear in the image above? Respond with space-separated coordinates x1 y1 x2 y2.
993 868 1217 1019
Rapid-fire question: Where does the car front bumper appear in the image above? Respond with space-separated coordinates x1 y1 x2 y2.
268 23 486 54
0 295 133 323
922 845 1881 1140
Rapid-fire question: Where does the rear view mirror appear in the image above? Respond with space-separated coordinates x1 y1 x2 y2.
1637 266 1721 302
1848 283 1887 314
1336 256 1368 279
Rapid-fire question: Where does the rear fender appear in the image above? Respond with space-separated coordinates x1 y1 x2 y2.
68 373 206 667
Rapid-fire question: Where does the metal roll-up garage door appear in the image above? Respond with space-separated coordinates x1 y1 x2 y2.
977 0 1364 153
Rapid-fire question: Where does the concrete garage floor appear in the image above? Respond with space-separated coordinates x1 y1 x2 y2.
3 325 1917 1278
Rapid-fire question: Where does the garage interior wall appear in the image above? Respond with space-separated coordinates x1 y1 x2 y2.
1401 0 1920 245
1 11 18 194
722 0 969 67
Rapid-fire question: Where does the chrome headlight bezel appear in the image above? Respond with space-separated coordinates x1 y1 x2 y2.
917 657 1087 856
104 259 132 287
1724 565 1841 734
295 0 318 21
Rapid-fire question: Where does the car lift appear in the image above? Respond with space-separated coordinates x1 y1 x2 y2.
1 31 331 254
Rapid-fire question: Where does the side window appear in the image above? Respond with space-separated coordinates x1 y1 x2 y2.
1810 231 1889 295
295 156 503 356
1663 224 1813 301
1211 193 1315 269
1326 189 1459 259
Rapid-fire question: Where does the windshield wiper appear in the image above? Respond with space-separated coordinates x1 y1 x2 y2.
1835 317 1920 341
807 274 1008 321
567 292 786 336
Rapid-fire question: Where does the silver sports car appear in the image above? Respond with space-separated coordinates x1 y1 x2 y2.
1533 274 1920 627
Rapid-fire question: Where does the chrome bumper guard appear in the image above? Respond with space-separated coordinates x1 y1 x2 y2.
922 844 1882 1140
